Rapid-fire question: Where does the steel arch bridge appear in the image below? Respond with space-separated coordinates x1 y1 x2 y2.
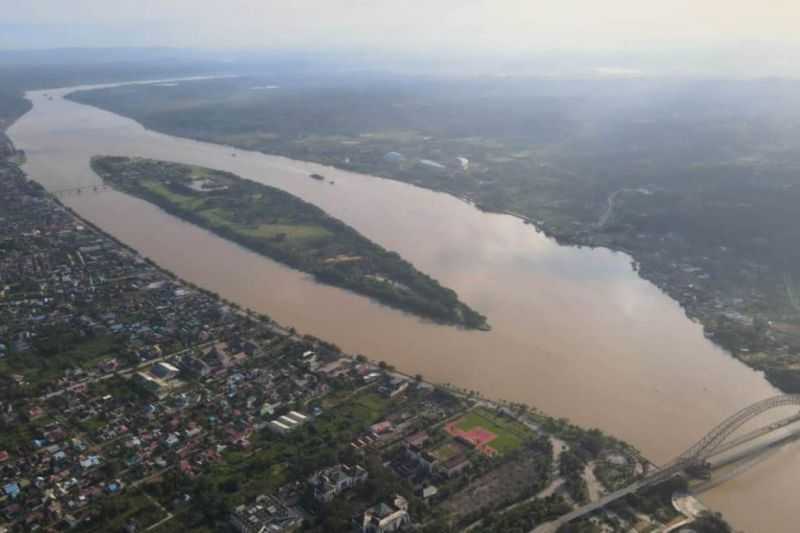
676 394 800 464
532 395 800 532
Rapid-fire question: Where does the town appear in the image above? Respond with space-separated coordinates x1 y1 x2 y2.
0 148 727 533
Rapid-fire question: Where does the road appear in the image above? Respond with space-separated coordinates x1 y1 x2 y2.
784 273 800 313
597 188 651 228
40 341 213 400
531 414 800 532
530 457 693 533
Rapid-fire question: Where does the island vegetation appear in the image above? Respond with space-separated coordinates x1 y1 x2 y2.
71 75 800 393
91 156 488 330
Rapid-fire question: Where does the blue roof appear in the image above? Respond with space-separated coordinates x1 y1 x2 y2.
4 482 20 497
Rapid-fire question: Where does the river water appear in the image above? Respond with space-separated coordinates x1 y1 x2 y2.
9 83 800 532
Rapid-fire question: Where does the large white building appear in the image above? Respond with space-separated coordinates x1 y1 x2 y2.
308 464 368 503
267 410 309 435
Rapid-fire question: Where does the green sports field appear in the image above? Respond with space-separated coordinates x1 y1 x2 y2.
453 408 534 455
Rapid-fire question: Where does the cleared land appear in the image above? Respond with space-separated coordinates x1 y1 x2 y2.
91 156 487 329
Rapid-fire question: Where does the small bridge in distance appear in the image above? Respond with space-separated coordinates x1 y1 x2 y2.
50 184 111 198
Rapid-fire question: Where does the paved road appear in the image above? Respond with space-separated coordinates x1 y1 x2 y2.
531 414 800 532
530 461 688 533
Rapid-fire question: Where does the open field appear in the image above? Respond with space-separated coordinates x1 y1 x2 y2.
432 441 467 462
449 408 534 455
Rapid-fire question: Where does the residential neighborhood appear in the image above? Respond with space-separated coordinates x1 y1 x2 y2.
0 152 719 533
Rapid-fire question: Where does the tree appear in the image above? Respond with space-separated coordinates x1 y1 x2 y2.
693 512 733 533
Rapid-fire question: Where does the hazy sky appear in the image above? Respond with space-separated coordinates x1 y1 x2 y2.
2 0 798 53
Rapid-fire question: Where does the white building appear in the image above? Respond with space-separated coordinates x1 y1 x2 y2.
152 361 179 380
309 464 368 503
362 495 410 533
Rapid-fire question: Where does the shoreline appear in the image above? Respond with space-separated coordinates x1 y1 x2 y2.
0 137 715 532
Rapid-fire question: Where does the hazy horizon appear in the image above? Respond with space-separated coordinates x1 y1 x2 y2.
2 1 800 78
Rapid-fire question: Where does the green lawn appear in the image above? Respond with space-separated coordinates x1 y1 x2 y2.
138 182 333 245
454 408 534 455
140 179 206 210
432 442 463 461
198 207 330 242
78 416 108 435
208 454 289 507
236 223 331 241
1 334 118 387
0 422 37 451
203 390 389 507
315 391 389 436
80 490 167 533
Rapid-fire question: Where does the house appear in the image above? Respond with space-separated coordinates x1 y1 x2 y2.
370 421 392 435
242 340 259 356
151 362 179 380
80 455 101 469
441 454 470 478
287 411 308 424
308 464 368 503
363 372 382 383
267 411 308 435
405 446 437 473
230 494 302 533
404 432 429 449
260 402 281 417
318 359 348 377
420 485 438 500
268 420 292 435
99 358 120 373
181 355 211 377
134 372 163 395
362 495 410 533
3 483 20 499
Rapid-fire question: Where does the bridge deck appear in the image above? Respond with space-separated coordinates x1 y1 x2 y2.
529 397 800 532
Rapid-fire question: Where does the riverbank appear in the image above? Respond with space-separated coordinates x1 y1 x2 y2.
65 78 800 396
206 134 800 395
1 139 729 533
473 200 800 394
91 155 488 330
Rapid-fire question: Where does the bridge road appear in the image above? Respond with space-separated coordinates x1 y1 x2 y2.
530 396 800 533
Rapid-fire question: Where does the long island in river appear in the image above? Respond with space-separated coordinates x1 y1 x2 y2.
91 155 488 330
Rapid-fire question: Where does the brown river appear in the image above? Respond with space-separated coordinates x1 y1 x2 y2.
9 82 800 532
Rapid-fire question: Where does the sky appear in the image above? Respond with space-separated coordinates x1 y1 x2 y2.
1 1 799 76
